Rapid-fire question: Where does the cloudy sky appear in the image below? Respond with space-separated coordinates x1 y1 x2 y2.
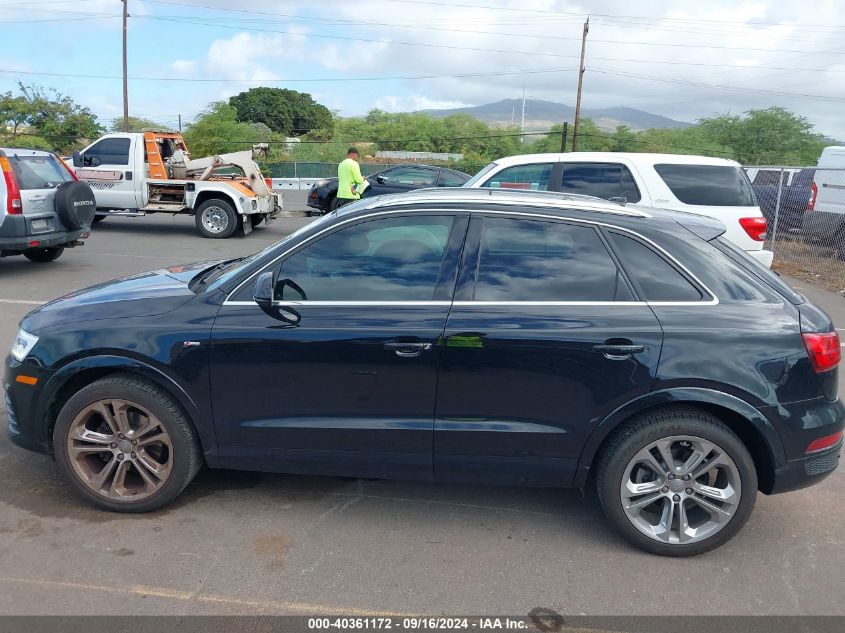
2 0 845 138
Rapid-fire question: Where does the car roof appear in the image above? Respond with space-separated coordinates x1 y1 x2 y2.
334 187 726 239
489 151 742 168
0 147 58 157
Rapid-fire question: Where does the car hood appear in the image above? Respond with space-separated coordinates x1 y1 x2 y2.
21 260 221 332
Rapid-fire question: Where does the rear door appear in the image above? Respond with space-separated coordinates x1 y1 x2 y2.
75 136 139 210
433 214 664 486
370 166 438 195
6 150 75 235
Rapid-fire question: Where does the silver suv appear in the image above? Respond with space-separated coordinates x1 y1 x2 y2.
1 148 96 263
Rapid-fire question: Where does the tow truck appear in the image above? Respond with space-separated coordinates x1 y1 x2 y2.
70 131 284 238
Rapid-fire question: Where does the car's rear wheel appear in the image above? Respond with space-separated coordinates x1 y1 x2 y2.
596 407 757 556
195 199 238 239
24 247 64 263
92 215 106 224
53 374 202 512
329 196 340 212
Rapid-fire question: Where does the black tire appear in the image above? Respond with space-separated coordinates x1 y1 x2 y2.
194 198 238 239
24 247 64 263
53 373 202 513
54 180 96 229
91 215 106 224
595 406 757 556
329 196 340 212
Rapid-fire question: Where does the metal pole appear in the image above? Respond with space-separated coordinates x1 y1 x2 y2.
572 16 589 151
770 168 784 256
560 122 568 153
521 85 526 144
122 0 129 132
178 114 182 132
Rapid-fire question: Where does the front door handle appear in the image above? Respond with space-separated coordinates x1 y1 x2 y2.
384 341 432 358
593 340 644 359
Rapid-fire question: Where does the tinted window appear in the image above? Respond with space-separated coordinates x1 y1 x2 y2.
276 216 454 301
751 169 786 187
474 218 632 301
8 154 74 190
83 137 131 166
382 167 436 187
437 170 467 187
655 164 756 206
482 164 553 191
560 162 641 203
609 232 702 301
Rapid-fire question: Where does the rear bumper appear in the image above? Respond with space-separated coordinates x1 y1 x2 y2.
0 214 88 254
748 248 774 268
768 442 842 494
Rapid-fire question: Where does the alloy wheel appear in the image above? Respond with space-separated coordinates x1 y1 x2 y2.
619 435 742 545
65 398 173 501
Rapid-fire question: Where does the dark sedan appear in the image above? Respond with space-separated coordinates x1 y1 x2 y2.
306 164 469 214
6 188 843 556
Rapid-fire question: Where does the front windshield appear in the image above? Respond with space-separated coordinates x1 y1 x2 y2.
197 213 338 292
463 162 498 187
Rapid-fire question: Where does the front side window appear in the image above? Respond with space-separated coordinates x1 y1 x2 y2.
275 215 454 301
655 164 756 206
481 164 553 191
83 137 131 166
560 162 641 203
609 232 703 301
473 217 632 301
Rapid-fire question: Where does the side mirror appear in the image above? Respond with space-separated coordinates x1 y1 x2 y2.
376 175 387 184
253 271 273 314
72 151 82 167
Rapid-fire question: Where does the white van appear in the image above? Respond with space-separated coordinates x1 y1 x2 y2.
465 152 773 266
801 146 845 257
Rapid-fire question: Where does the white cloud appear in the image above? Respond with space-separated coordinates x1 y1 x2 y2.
375 95 471 112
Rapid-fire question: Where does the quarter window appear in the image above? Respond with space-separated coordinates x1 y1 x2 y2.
560 162 641 203
437 170 468 187
276 216 454 301
654 164 756 206
481 164 553 191
473 217 632 302
83 137 131 166
609 232 703 301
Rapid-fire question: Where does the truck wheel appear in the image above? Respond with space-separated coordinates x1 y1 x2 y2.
24 247 64 263
195 199 237 239
595 406 757 556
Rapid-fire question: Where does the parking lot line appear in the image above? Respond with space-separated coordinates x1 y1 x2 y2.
0 575 402 616
0 299 46 305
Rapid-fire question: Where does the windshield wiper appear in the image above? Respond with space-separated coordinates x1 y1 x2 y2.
190 257 244 292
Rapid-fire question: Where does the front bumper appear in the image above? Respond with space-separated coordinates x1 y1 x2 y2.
5 356 54 456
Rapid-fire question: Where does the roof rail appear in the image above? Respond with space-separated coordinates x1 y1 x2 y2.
364 187 651 218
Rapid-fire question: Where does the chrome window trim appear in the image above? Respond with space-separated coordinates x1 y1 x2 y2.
223 208 718 307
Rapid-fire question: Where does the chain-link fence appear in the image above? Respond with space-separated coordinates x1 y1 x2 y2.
744 165 845 292
262 161 487 178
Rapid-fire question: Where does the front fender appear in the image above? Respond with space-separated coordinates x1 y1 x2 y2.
573 387 786 488
37 354 219 465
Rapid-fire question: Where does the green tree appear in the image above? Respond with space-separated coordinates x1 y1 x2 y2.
109 116 170 132
183 102 271 156
229 87 332 136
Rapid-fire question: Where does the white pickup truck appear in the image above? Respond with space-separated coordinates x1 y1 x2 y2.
70 131 283 238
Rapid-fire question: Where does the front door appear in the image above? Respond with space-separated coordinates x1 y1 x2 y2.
210 212 467 480
434 215 664 486
368 166 438 196
76 136 139 210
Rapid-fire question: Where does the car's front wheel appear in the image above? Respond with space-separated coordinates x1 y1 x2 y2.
596 407 757 556
53 374 202 512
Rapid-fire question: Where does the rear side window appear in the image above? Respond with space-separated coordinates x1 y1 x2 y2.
482 164 553 191
609 232 703 301
83 137 131 166
655 164 756 206
8 154 74 190
560 162 641 203
474 217 633 301
437 170 467 187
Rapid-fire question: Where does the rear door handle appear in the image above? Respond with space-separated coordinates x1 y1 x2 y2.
384 341 432 358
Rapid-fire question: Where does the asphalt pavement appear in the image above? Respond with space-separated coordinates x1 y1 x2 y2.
0 194 843 616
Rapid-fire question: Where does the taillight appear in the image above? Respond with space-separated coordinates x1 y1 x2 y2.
739 216 767 241
802 331 841 373
806 431 843 454
264 177 273 190
807 182 818 211
0 156 22 215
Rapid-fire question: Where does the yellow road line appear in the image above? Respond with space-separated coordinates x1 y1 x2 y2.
0 576 400 616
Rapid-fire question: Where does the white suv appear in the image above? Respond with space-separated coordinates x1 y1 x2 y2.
465 152 772 267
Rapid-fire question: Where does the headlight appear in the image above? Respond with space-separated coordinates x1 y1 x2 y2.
11 329 38 362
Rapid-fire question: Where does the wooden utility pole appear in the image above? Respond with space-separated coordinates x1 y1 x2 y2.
122 0 129 132
178 114 182 132
560 122 568 152
572 16 589 151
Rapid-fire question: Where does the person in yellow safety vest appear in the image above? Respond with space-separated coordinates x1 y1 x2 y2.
336 147 368 208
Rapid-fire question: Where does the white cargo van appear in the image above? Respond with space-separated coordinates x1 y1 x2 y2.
801 147 845 258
